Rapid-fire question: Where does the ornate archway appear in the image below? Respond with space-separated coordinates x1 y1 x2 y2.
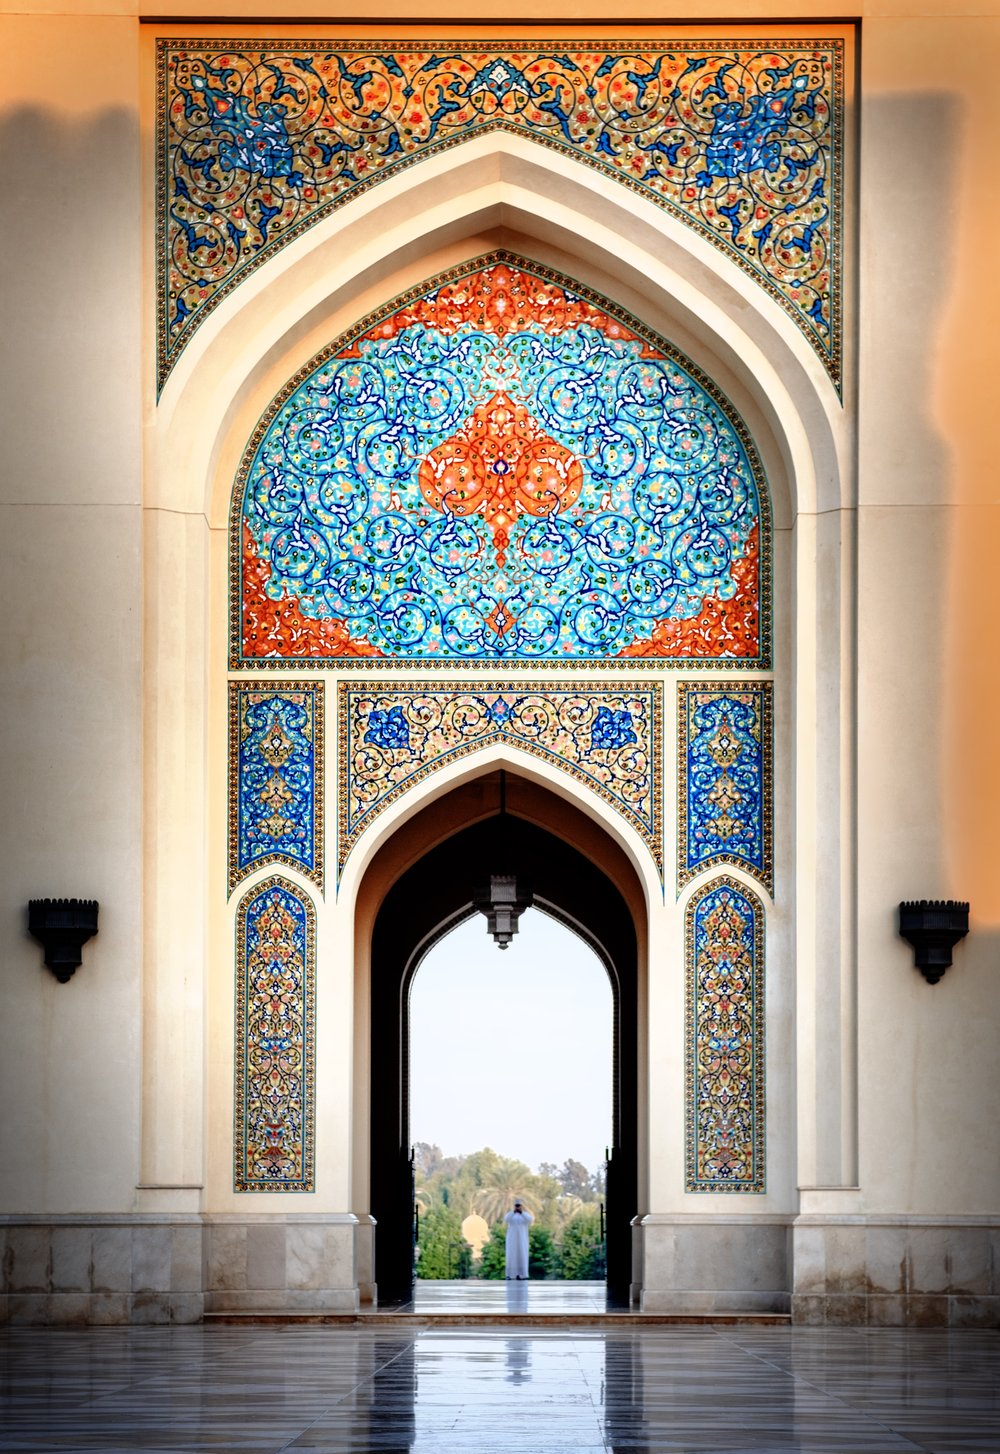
365 771 641 1303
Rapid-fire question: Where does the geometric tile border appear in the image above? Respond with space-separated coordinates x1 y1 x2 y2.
158 37 844 393
234 875 316 1192
677 681 772 896
685 875 765 1193
228 680 324 895
338 680 661 881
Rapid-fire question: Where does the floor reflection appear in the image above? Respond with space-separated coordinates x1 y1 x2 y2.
409 1276 619 1312
602 1332 646 1454
504 1279 530 1315
504 1336 532 1385
1 1324 997 1453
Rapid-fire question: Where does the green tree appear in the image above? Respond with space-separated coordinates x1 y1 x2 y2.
415 1203 472 1280
551 1193 583 1233
556 1158 594 1200
528 1225 558 1280
559 1205 606 1280
407 1146 610 1280
478 1223 506 1280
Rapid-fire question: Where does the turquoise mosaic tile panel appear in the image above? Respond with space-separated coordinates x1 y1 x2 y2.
232 256 770 668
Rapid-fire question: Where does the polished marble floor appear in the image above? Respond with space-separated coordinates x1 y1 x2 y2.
406 1278 620 1314
2 1322 998 1454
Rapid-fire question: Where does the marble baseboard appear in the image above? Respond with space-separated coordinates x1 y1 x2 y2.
1 1221 202 1300
792 1293 1000 1327
641 1288 790 1314
1 1215 363 1324
791 1216 1000 1326
1 1292 204 1325
204 1288 358 1312
635 1214 1000 1325
638 1214 791 1316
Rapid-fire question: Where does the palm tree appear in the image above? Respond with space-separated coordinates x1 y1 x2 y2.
472 1156 538 1225
552 1193 583 1231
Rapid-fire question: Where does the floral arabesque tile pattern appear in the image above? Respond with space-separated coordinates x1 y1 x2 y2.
228 681 324 894
677 681 772 896
158 37 843 391
338 681 661 879
232 256 770 668
234 875 315 1191
685 875 765 1192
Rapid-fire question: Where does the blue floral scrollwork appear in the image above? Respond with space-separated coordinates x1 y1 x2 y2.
486 698 514 728
364 705 410 750
591 706 637 751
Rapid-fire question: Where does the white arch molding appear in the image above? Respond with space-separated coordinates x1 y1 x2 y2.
141 131 858 1310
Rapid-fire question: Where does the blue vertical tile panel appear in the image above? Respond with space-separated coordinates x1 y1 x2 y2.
678 681 772 895
229 680 324 894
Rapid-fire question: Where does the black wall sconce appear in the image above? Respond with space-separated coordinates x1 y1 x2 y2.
28 899 99 983
898 900 969 985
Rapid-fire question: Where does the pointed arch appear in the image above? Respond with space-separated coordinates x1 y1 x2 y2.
157 132 842 530
140 117 857 1307
337 678 662 884
359 769 643 1300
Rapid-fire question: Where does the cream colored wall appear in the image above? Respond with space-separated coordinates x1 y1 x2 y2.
855 13 1000 1216
0 13 143 1215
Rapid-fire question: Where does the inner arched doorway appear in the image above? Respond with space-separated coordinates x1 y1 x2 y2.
368 771 641 1304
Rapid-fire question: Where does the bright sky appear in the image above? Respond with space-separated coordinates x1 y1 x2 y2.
409 906 612 1175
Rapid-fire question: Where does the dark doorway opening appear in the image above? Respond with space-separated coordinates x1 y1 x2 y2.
370 787 639 1305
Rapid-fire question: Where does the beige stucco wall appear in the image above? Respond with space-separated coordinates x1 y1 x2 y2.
1 0 998 1323
853 12 1000 1218
0 13 143 1215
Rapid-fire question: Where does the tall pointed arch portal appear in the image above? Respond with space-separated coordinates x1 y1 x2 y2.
367 771 641 1304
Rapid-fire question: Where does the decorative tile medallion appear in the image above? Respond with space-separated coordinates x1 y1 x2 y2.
677 681 772 895
685 875 765 1193
231 255 770 668
157 37 843 391
338 681 661 879
228 681 324 894
235 875 316 1191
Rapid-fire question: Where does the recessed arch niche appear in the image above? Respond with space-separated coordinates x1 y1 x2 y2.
142 115 854 1315
356 769 644 1303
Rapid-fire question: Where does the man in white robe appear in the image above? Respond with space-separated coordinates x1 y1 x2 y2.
503 1201 533 1279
